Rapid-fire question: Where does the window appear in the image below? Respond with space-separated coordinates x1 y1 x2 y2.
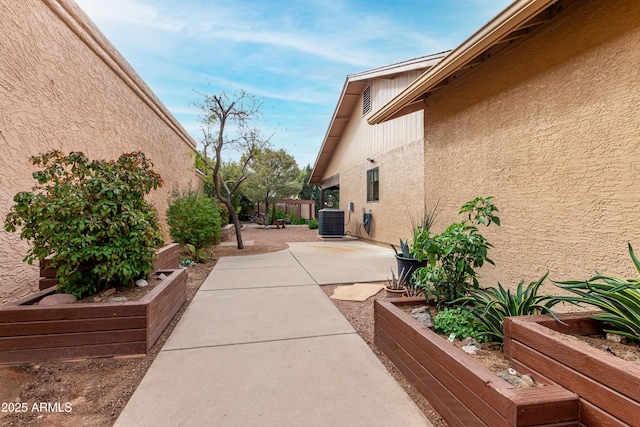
362 85 371 115
367 167 379 202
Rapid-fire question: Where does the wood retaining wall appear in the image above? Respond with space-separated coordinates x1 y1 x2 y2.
0 268 186 364
504 313 640 427
375 298 579 427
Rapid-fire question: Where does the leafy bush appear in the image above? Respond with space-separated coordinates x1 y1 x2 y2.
166 190 221 250
288 211 307 225
5 151 164 298
268 208 286 224
553 243 640 343
185 243 210 264
455 273 561 343
413 196 500 307
217 200 230 225
434 307 487 342
308 219 319 229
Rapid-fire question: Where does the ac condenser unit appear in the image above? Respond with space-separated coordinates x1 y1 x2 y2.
318 208 344 237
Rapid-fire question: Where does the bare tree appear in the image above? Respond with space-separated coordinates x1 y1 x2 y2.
194 90 270 249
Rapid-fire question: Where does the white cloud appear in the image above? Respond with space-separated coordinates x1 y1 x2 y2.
73 0 513 167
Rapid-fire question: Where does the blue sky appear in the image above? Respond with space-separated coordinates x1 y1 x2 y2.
74 0 512 168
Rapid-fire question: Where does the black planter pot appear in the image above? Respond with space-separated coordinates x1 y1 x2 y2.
395 255 426 287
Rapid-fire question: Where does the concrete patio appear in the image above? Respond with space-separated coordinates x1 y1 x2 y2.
115 240 431 426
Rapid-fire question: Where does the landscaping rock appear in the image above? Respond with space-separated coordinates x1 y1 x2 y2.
409 306 434 330
39 294 77 306
521 375 534 387
135 279 148 287
497 370 527 387
158 273 167 280
606 333 626 344
462 344 479 355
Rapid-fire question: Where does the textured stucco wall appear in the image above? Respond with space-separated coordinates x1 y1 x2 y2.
339 138 425 246
0 0 201 302
423 0 640 291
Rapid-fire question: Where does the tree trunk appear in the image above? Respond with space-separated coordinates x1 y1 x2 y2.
224 199 244 249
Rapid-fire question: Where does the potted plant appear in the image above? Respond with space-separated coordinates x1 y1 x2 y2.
384 268 407 297
390 202 439 288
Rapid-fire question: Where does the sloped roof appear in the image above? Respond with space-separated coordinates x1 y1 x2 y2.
368 0 577 124
309 53 448 185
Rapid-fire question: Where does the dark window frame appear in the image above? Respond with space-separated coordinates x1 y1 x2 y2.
367 167 379 202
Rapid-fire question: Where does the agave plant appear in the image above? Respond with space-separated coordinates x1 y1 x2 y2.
454 273 561 343
391 238 413 258
386 268 405 290
553 243 640 343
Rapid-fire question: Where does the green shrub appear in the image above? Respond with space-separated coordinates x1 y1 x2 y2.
413 196 500 307
553 243 640 343
287 211 307 225
5 151 164 298
455 273 561 343
217 200 230 225
166 190 221 250
434 307 487 342
309 219 319 229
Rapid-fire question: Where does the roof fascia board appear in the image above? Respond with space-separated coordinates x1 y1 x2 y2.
368 0 557 125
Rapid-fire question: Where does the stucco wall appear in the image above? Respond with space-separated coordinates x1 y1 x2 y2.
0 0 201 302
340 138 425 246
423 0 640 290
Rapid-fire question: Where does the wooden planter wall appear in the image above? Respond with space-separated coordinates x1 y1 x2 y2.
38 242 181 290
0 268 186 364
375 298 579 427
504 313 640 427
0 243 185 364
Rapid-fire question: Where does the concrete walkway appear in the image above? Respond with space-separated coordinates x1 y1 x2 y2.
115 240 431 427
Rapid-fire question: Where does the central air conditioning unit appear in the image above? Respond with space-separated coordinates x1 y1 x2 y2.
318 208 344 237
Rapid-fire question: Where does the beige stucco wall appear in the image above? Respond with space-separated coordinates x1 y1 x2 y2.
0 0 201 302
340 138 425 245
323 71 427 244
423 0 640 291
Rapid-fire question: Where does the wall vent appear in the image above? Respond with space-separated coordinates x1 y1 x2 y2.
318 208 344 237
362 85 371 115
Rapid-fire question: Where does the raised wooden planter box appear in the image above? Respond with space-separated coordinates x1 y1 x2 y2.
0 268 187 364
504 313 640 427
374 298 579 427
38 242 181 290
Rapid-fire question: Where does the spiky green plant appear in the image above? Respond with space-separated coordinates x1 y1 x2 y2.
454 273 561 343
391 238 412 258
553 243 640 342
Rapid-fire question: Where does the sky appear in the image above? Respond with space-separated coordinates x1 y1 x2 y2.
74 0 512 168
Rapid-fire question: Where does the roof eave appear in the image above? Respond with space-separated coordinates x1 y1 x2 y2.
368 0 561 125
